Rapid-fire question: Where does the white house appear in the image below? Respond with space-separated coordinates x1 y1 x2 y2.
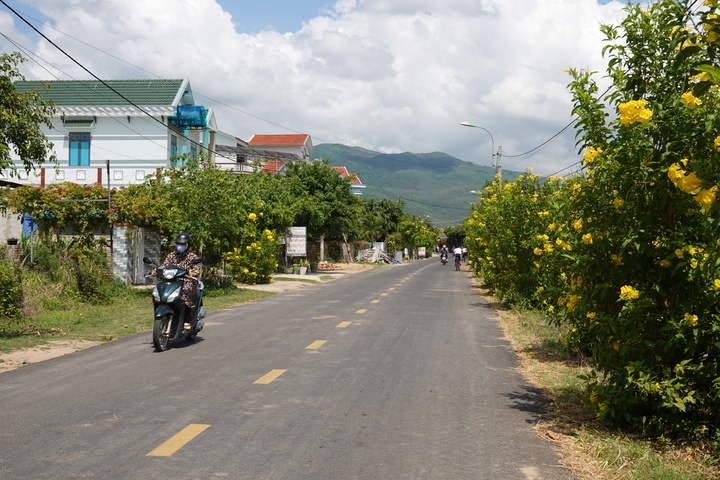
6 78 216 189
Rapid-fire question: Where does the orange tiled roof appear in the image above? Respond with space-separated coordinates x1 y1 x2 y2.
248 134 309 147
331 166 363 186
261 158 288 175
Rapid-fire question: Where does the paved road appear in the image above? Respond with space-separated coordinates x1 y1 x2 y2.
0 258 573 479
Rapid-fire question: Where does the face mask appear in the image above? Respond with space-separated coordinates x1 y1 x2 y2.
176 244 187 254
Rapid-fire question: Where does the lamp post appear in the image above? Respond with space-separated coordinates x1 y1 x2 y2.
460 121 501 181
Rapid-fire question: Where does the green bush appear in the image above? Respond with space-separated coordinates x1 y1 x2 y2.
223 212 280 285
0 259 22 319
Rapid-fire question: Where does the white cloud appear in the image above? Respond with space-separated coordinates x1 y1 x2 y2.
2 0 628 175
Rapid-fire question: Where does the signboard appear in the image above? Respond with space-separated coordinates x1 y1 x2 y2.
286 226 307 257
418 246 426 258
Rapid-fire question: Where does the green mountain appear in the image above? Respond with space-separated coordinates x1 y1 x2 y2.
314 143 521 227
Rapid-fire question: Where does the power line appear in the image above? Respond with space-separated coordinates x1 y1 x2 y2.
503 119 577 159
398 196 471 211
0 0 221 160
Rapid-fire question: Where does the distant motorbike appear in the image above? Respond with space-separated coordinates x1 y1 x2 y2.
143 256 205 352
440 252 448 265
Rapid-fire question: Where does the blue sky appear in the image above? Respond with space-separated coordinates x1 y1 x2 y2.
219 1 334 33
0 0 632 177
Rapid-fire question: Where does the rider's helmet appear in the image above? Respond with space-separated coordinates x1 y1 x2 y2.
175 232 191 246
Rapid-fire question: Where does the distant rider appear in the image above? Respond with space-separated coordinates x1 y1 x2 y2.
453 245 462 265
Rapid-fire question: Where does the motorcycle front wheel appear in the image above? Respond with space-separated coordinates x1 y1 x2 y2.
153 314 172 352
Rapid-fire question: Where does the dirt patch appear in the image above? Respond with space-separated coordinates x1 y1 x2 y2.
0 340 102 374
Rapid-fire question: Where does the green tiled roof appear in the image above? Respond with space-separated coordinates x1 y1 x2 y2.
14 79 185 107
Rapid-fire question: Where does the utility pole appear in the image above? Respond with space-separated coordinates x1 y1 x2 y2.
495 145 503 182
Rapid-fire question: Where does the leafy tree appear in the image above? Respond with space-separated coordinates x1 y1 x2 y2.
0 52 56 176
5 182 110 240
284 160 360 241
360 198 405 243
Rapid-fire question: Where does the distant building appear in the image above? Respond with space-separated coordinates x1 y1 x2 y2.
331 166 365 195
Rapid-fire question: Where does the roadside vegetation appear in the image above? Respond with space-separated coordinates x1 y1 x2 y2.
466 1 720 477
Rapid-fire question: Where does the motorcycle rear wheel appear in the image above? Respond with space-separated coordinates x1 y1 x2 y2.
153 314 172 352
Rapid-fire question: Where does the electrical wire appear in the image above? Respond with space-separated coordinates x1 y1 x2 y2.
0 0 222 159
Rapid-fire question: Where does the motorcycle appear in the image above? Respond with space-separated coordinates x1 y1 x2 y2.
440 252 448 265
143 256 206 352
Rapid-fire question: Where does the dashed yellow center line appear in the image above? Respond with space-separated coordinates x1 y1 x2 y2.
306 340 327 350
388 288 395 290
253 369 287 384
337 321 351 328
312 315 335 320
355 309 367 314
380 293 388 296
147 424 211 457
370 300 380 304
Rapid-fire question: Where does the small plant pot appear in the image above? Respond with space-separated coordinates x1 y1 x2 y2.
293 266 300 275
299 266 308 275
310 263 318 273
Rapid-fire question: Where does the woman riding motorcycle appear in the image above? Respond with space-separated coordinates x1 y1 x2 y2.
159 233 201 329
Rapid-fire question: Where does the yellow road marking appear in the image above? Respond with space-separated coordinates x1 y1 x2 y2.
253 369 287 384
380 293 388 296
388 288 395 291
147 424 211 457
312 315 336 320
356 309 367 314
337 321 351 328
370 300 379 304
306 340 327 350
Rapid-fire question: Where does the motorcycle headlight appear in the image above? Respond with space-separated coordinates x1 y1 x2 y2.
162 268 179 280
167 289 181 302
152 287 160 302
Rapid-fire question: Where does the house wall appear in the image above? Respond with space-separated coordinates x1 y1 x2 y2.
112 225 161 285
40 116 169 188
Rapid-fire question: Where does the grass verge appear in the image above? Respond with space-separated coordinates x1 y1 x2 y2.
0 285 274 355
478 288 720 479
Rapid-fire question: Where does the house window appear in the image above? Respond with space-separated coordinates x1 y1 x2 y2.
170 135 178 158
69 132 91 166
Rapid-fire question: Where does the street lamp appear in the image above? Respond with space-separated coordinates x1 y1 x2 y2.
460 121 501 181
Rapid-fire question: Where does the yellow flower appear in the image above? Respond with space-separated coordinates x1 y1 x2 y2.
613 341 621 351
582 233 593 245
660 259 672 268
543 243 554 253
248 212 257 221
589 390 598 402
611 254 624 266
714 136 720 152
668 163 686 183
619 285 640 301
713 279 720 290
675 248 684 259
573 219 583 233
618 99 653 126
533 247 543 256
613 198 624 209
681 91 702 109
548 223 557 231
677 172 703 193
583 146 602 164
684 313 698 326
598 403 607 411
547 305 554 313
586 312 597 319
694 186 718 211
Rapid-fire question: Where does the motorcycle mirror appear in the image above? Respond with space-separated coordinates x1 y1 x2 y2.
191 257 203 264
142 257 154 264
